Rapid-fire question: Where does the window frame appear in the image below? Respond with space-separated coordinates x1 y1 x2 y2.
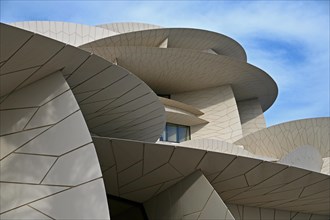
160 123 191 143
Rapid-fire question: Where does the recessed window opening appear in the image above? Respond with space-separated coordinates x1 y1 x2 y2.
158 94 171 99
160 123 190 143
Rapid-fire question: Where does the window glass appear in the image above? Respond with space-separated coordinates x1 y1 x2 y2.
166 124 177 142
160 123 190 143
178 126 189 142
159 130 166 141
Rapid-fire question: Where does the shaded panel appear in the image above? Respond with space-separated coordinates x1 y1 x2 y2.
143 171 234 220
237 98 266 137
30 179 110 220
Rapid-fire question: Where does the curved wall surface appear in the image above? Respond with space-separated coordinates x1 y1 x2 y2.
80 45 277 112
0 72 109 219
6 21 278 144
10 21 119 46
78 26 277 143
0 22 166 219
278 145 323 172
1 23 165 143
93 137 330 217
237 98 266 136
178 138 257 159
235 118 330 159
81 27 247 61
2 21 329 219
172 86 244 143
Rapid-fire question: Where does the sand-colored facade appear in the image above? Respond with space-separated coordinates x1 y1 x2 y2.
1 21 329 219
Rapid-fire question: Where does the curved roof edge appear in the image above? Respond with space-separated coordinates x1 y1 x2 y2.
93 136 330 215
234 117 330 159
165 110 208 126
81 45 277 111
80 27 247 62
164 27 247 61
8 21 119 47
97 22 163 34
0 22 166 143
159 97 204 116
9 21 247 62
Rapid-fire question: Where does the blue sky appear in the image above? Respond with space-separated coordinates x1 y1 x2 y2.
1 1 329 126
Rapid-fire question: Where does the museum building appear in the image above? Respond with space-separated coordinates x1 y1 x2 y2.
0 21 329 219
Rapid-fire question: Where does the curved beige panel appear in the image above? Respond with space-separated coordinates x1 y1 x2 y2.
1 23 92 96
321 157 330 175
4 20 328 218
80 28 247 61
0 23 166 142
93 137 330 216
0 23 34 63
162 97 208 126
278 145 323 172
144 171 234 220
9 21 118 46
237 98 266 136
234 118 330 159
227 204 329 220
172 86 243 143
0 183 67 214
66 55 166 142
160 97 203 115
0 205 52 220
0 73 109 219
178 138 266 160
80 46 277 111
29 179 109 220
97 22 163 34
165 110 208 126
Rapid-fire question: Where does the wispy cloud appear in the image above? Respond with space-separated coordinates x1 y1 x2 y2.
1 0 329 126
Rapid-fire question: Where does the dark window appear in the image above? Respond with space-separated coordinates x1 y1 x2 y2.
160 123 190 143
107 194 148 220
157 94 171 99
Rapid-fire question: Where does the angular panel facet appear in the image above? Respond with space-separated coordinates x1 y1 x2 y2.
0 126 49 160
18 111 92 155
0 205 51 220
29 179 109 220
144 171 233 220
0 182 67 213
42 143 102 186
0 153 56 184
26 90 80 129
